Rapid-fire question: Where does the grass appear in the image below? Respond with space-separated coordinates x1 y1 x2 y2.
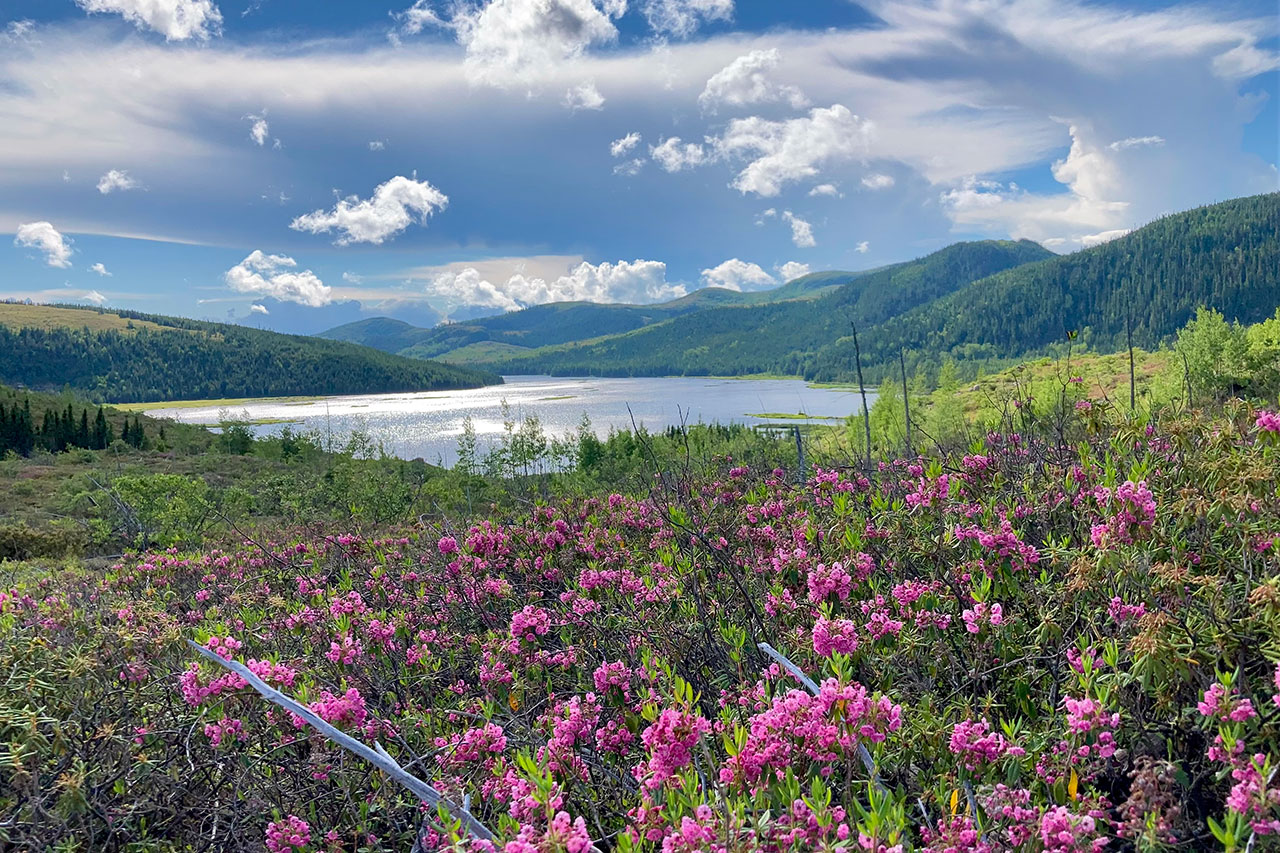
117 395 327 411
746 412 840 420
0 303 172 334
433 341 533 364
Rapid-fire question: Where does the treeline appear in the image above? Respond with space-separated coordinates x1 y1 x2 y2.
477 193 1280 383
0 305 501 403
0 398 148 456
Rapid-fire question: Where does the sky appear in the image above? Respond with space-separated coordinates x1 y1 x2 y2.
1 0 1277 334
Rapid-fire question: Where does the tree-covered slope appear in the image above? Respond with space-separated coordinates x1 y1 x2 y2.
0 303 501 403
803 192 1280 381
477 239 1054 376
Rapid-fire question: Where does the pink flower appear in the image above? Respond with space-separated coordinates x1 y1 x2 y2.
949 719 1015 770
812 615 859 657
265 815 311 853
635 708 711 790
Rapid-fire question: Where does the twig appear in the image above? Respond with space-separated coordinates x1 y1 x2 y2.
185 640 495 843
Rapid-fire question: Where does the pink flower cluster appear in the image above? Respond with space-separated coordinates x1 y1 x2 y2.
949 719 1021 770
265 815 310 853
309 687 376 736
1090 480 1157 549
1257 411 1280 433
921 814 990 853
204 716 246 748
1040 805 1108 853
434 723 508 771
1063 696 1119 759
812 615 859 657
509 605 551 644
720 678 901 787
635 707 711 790
1197 683 1257 723
954 519 1040 571
1107 596 1146 623
961 601 1004 634
1225 753 1280 835
807 561 854 603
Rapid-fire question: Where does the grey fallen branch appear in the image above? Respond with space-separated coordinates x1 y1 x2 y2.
185 639 495 844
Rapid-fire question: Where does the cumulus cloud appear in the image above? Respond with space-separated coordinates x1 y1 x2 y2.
776 261 810 282
563 79 605 111
97 169 140 194
225 250 331 307
940 124 1133 249
249 303 269 314
75 0 222 41
291 175 448 245
427 258 684 311
651 136 707 172
610 132 641 158
368 140 386 151
82 289 108 306
403 0 621 88
14 222 73 268
782 210 816 248
855 241 870 253
1080 228 1130 247
639 0 732 38
90 262 112 276
1108 135 1165 151
698 49 807 112
700 258 775 292
716 105 872 197
861 173 894 190
808 183 840 198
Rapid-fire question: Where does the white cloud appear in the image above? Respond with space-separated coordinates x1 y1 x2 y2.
405 0 622 88
342 271 364 283
90 262 112 276
613 158 644 176
74 0 222 41
97 169 139 194
700 258 775 292
639 0 732 39
808 183 840 198
782 210 815 248
1080 228 1130 248
650 136 707 172
224 250 331 307
368 140 386 151
246 113 269 146
610 131 641 158
861 173 894 190
716 105 872 197
1108 135 1165 152
939 124 1132 249
855 241 869 253
14 222 73 268
698 48 807 112
290 175 448 245
563 79 605 111
428 258 684 310
775 261 810 282
4 20 36 41
82 289 108 305
250 303 269 314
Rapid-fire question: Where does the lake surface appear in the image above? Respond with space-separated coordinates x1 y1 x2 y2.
146 376 876 465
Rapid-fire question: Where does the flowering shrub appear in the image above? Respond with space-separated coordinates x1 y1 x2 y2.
3 403 1280 850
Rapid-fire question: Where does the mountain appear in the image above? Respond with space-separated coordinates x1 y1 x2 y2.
227 297 445 337
453 194 1278 382
0 303 501 403
318 273 850 360
464 239 1054 377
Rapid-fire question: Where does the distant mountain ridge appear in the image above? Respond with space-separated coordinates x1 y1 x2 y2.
0 303 500 403
449 194 1280 381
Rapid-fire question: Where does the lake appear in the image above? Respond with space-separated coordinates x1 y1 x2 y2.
144 375 876 465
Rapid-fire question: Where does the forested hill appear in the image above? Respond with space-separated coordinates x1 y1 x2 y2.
319 273 853 361
800 191 1280 381
471 193 1279 381
470 239 1054 377
0 303 501 403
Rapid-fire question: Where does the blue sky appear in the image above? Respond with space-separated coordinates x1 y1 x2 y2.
1 0 1277 333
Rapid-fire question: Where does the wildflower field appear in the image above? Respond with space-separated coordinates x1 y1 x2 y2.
4 399 1280 851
